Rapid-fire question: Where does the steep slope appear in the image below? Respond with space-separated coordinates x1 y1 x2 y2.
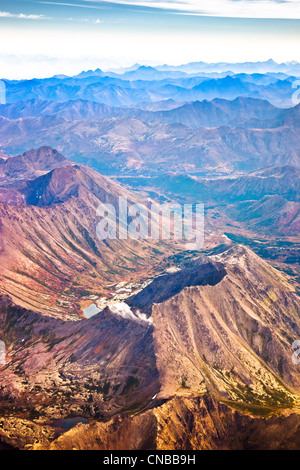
1 245 300 450
0 150 178 318
43 395 300 451
226 195 300 236
130 245 300 403
0 146 71 186
23 164 130 207
0 295 158 421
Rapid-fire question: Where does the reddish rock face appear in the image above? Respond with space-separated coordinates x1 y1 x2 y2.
0 150 180 318
45 395 300 451
0 241 300 450
0 145 299 450
0 146 71 186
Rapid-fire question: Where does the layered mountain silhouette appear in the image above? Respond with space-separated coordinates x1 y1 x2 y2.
0 97 284 128
2 71 298 106
1 69 299 175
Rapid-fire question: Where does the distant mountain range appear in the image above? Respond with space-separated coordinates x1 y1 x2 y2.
63 60 300 78
1 66 299 176
0 65 298 180
2 71 298 107
155 59 300 75
0 109 298 175
0 63 300 450
0 96 288 129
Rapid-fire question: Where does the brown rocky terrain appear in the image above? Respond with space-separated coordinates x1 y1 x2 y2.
4 394 300 450
0 294 158 423
0 244 300 450
0 64 299 451
40 395 300 451
0 146 71 186
0 114 299 175
149 245 300 401
0 148 181 318
226 195 300 236
0 145 299 450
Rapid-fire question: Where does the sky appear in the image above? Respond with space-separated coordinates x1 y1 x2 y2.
0 0 300 78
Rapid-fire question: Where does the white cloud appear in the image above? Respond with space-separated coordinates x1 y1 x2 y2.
0 11 47 20
67 16 103 23
109 303 152 325
1 21 299 81
39 1 101 8
85 0 300 19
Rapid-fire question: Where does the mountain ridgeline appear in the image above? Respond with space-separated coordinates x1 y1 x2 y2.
0 61 299 450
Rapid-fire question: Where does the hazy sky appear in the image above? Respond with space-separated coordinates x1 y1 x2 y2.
0 0 300 78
